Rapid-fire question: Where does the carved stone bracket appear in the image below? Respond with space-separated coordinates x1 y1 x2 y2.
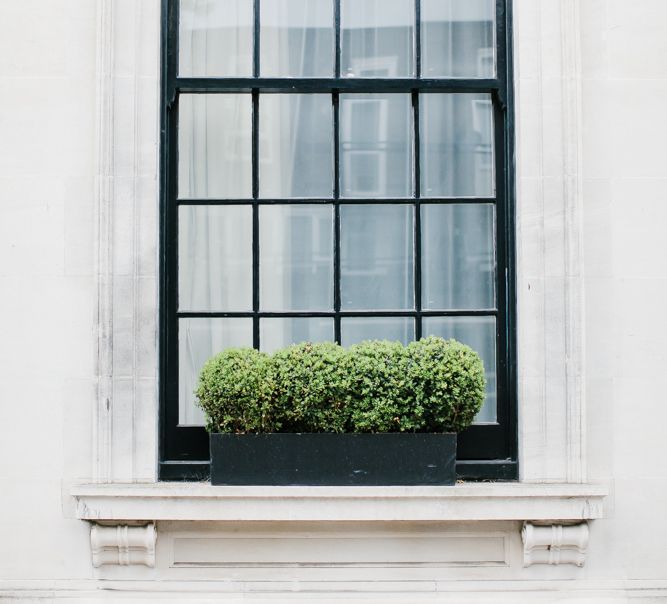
90 523 156 568
522 522 589 567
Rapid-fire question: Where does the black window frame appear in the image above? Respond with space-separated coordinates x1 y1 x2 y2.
159 0 517 481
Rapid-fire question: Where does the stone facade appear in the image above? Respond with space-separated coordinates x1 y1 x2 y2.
1 1 666 601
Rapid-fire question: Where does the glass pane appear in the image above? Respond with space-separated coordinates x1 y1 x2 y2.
341 317 414 346
340 94 413 198
260 94 333 198
341 0 414 78
179 318 253 425
261 318 334 353
261 0 333 77
260 205 334 311
422 204 495 310
179 206 252 311
179 0 253 77
179 94 252 199
420 93 494 197
341 204 413 310
422 316 496 423
421 0 495 78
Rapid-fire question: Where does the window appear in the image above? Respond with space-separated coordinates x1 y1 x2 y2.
159 0 516 481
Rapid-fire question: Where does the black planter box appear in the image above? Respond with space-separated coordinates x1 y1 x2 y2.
210 433 456 486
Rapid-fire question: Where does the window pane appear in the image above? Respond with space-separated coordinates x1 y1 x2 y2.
260 205 334 311
421 0 495 78
179 94 252 199
341 0 414 78
341 204 414 310
340 94 413 198
261 0 333 77
261 318 334 353
422 204 495 310
422 316 496 423
420 93 494 198
260 94 333 198
179 206 252 311
179 318 253 426
341 317 414 346
179 0 253 77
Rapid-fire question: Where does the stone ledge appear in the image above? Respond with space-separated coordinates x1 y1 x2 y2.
72 482 607 523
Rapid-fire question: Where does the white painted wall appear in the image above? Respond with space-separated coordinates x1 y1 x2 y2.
0 0 666 601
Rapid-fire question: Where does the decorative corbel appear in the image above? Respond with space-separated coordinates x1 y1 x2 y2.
522 522 589 567
90 523 156 568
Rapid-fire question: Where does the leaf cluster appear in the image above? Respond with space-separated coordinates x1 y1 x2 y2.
196 337 486 434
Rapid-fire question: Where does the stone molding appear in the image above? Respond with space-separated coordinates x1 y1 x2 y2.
522 522 589 567
90 524 156 568
92 0 159 483
72 483 606 523
514 0 588 482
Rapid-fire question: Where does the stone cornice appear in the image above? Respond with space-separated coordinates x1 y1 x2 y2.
73 482 607 523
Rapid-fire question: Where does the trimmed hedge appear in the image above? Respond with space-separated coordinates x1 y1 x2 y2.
196 336 485 434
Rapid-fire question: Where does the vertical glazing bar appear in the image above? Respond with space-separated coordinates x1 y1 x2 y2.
415 0 421 78
334 0 341 78
252 92 260 349
333 0 341 342
413 90 422 340
254 0 260 77
161 0 182 461
333 92 341 344
251 0 261 348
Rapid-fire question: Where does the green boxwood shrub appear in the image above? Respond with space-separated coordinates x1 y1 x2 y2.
196 337 485 434
342 340 416 433
269 342 349 433
196 348 274 433
405 336 486 433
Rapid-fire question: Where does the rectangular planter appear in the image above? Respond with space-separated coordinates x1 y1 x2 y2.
210 433 456 486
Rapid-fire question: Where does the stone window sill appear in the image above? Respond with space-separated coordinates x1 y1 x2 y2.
72 482 607 523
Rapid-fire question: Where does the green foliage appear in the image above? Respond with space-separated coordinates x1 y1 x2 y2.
195 348 273 433
405 337 486 433
343 340 418 433
269 342 349 432
195 338 486 434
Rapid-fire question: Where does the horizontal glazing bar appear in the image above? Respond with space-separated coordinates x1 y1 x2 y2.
176 197 497 205
177 309 498 318
173 77 501 94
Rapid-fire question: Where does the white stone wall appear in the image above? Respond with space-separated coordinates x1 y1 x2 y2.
0 0 666 601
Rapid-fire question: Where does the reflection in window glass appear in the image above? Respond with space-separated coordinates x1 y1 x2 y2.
179 94 252 199
179 318 253 426
179 0 253 77
341 204 414 310
261 0 333 77
260 94 334 198
421 93 494 197
421 0 495 78
261 318 334 353
341 317 414 347
422 204 495 310
340 94 413 198
260 205 334 311
341 0 414 78
179 206 252 312
422 316 496 423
